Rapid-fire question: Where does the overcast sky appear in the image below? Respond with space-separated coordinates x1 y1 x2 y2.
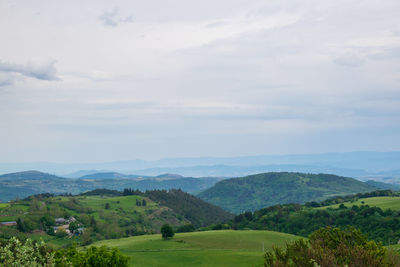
1 0 400 162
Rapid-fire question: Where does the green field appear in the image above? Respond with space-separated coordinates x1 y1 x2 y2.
388 244 400 252
93 230 299 267
78 195 158 213
318 196 400 210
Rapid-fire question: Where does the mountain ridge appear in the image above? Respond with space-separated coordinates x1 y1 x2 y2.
0 170 223 202
1 152 400 181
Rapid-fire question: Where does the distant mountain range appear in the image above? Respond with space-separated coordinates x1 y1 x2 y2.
2 170 400 215
1 151 400 183
0 171 223 202
78 172 142 180
197 172 379 213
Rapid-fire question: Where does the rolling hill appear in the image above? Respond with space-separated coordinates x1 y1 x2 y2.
3 152 400 181
0 189 233 246
78 172 134 179
365 180 400 191
92 230 299 267
197 172 377 213
228 190 400 245
317 196 400 210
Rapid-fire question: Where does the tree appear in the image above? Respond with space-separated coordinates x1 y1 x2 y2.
68 221 80 232
105 203 110 209
81 227 93 245
16 217 34 233
16 217 27 233
177 224 195 233
264 227 400 267
55 228 68 238
161 224 174 240
39 215 55 230
90 216 98 232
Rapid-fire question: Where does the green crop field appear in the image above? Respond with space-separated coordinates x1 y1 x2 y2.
93 230 299 267
317 196 400 210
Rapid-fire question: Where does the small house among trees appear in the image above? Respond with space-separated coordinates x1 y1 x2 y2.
0 221 16 227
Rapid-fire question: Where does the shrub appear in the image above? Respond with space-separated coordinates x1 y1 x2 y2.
177 224 195 233
55 228 68 238
0 237 54 266
54 244 129 267
264 227 400 267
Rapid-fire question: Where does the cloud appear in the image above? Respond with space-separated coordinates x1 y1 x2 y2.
99 7 133 27
0 59 59 81
333 53 365 67
1 0 400 161
0 76 14 87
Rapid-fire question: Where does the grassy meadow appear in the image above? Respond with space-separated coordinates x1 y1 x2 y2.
93 230 299 267
317 196 400 210
0 203 9 208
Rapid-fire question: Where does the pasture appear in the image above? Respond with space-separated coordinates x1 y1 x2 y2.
318 196 400 210
93 230 299 267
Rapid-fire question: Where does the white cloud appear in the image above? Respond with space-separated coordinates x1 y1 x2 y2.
0 59 59 81
0 0 400 161
333 53 365 67
99 7 133 27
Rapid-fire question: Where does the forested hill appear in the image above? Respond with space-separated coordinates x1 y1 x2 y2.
229 190 400 245
0 189 233 246
144 189 233 227
0 170 65 181
197 172 377 213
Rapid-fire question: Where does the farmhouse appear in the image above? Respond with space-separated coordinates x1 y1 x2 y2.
55 216 76 225
0 221 17 226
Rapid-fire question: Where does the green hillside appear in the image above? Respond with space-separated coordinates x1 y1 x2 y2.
365 180 400 191
197 172 377 213
0 190 232 247
227 190 400 245
93 230 299 267
144 189 233 227
318 196 400 210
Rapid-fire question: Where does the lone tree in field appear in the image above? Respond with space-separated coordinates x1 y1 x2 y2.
161 224 174 240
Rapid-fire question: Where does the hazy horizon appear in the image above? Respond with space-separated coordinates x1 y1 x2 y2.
1 151 400 179
0 150 399 164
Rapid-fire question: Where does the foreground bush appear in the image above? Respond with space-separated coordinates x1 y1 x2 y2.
0 237 54 266
54 244 129 267
264 227 400 267
0 237 129 267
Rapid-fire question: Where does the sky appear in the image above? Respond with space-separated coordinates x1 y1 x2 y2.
0 0 400 162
